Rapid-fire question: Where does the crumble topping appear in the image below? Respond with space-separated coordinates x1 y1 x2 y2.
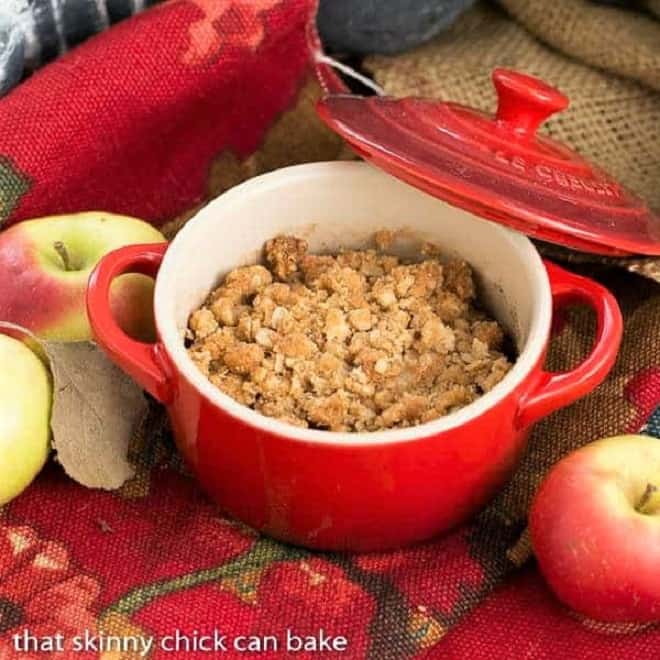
186 234 513 432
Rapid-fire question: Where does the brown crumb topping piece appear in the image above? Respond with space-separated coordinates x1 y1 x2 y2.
187 234 514 432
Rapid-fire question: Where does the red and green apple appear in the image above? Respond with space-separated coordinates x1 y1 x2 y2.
0 333 52 505
0 212 165 341
530 434 660 623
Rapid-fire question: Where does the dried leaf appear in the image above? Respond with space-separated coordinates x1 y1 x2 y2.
45 341 148 490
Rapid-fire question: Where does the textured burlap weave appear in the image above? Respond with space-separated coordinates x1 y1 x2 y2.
365 2 660 282
501 0 660 92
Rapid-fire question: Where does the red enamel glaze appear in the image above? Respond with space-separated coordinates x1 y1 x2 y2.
316 69 660 257
87 244 622 551
493 69 568 137
86 243 172 404
516 260 622 429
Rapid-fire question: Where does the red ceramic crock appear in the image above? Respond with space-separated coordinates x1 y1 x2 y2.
87 162 622 551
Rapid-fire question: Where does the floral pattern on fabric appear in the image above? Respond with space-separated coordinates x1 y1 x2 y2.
0 157 30 227
0 524 100 659
183 0 284 65
0 0 322 228
625 367 660 436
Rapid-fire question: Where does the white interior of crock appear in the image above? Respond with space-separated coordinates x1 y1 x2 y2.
154 162 551 445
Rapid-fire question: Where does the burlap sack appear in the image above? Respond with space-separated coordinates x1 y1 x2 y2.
365 2 660 281
500 0 660 92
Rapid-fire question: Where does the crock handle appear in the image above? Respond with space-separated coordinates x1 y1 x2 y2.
86 242 172 403
516 260 623 428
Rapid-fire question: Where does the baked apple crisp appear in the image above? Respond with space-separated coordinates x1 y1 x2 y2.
186 234 513 432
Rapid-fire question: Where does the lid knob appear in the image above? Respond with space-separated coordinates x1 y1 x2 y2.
493 68 568 138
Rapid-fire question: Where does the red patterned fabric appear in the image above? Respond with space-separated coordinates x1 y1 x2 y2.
1 2 659 658
0 0 314 228
442 568 660 660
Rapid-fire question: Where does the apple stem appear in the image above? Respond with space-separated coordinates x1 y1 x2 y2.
53 241 73 271
636 483 658 515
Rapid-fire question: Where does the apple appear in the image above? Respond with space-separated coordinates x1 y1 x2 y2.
530 435 660 623
0 212 165 342
0 333 52 505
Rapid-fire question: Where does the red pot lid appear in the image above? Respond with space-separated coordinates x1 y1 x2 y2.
317 68 660 256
